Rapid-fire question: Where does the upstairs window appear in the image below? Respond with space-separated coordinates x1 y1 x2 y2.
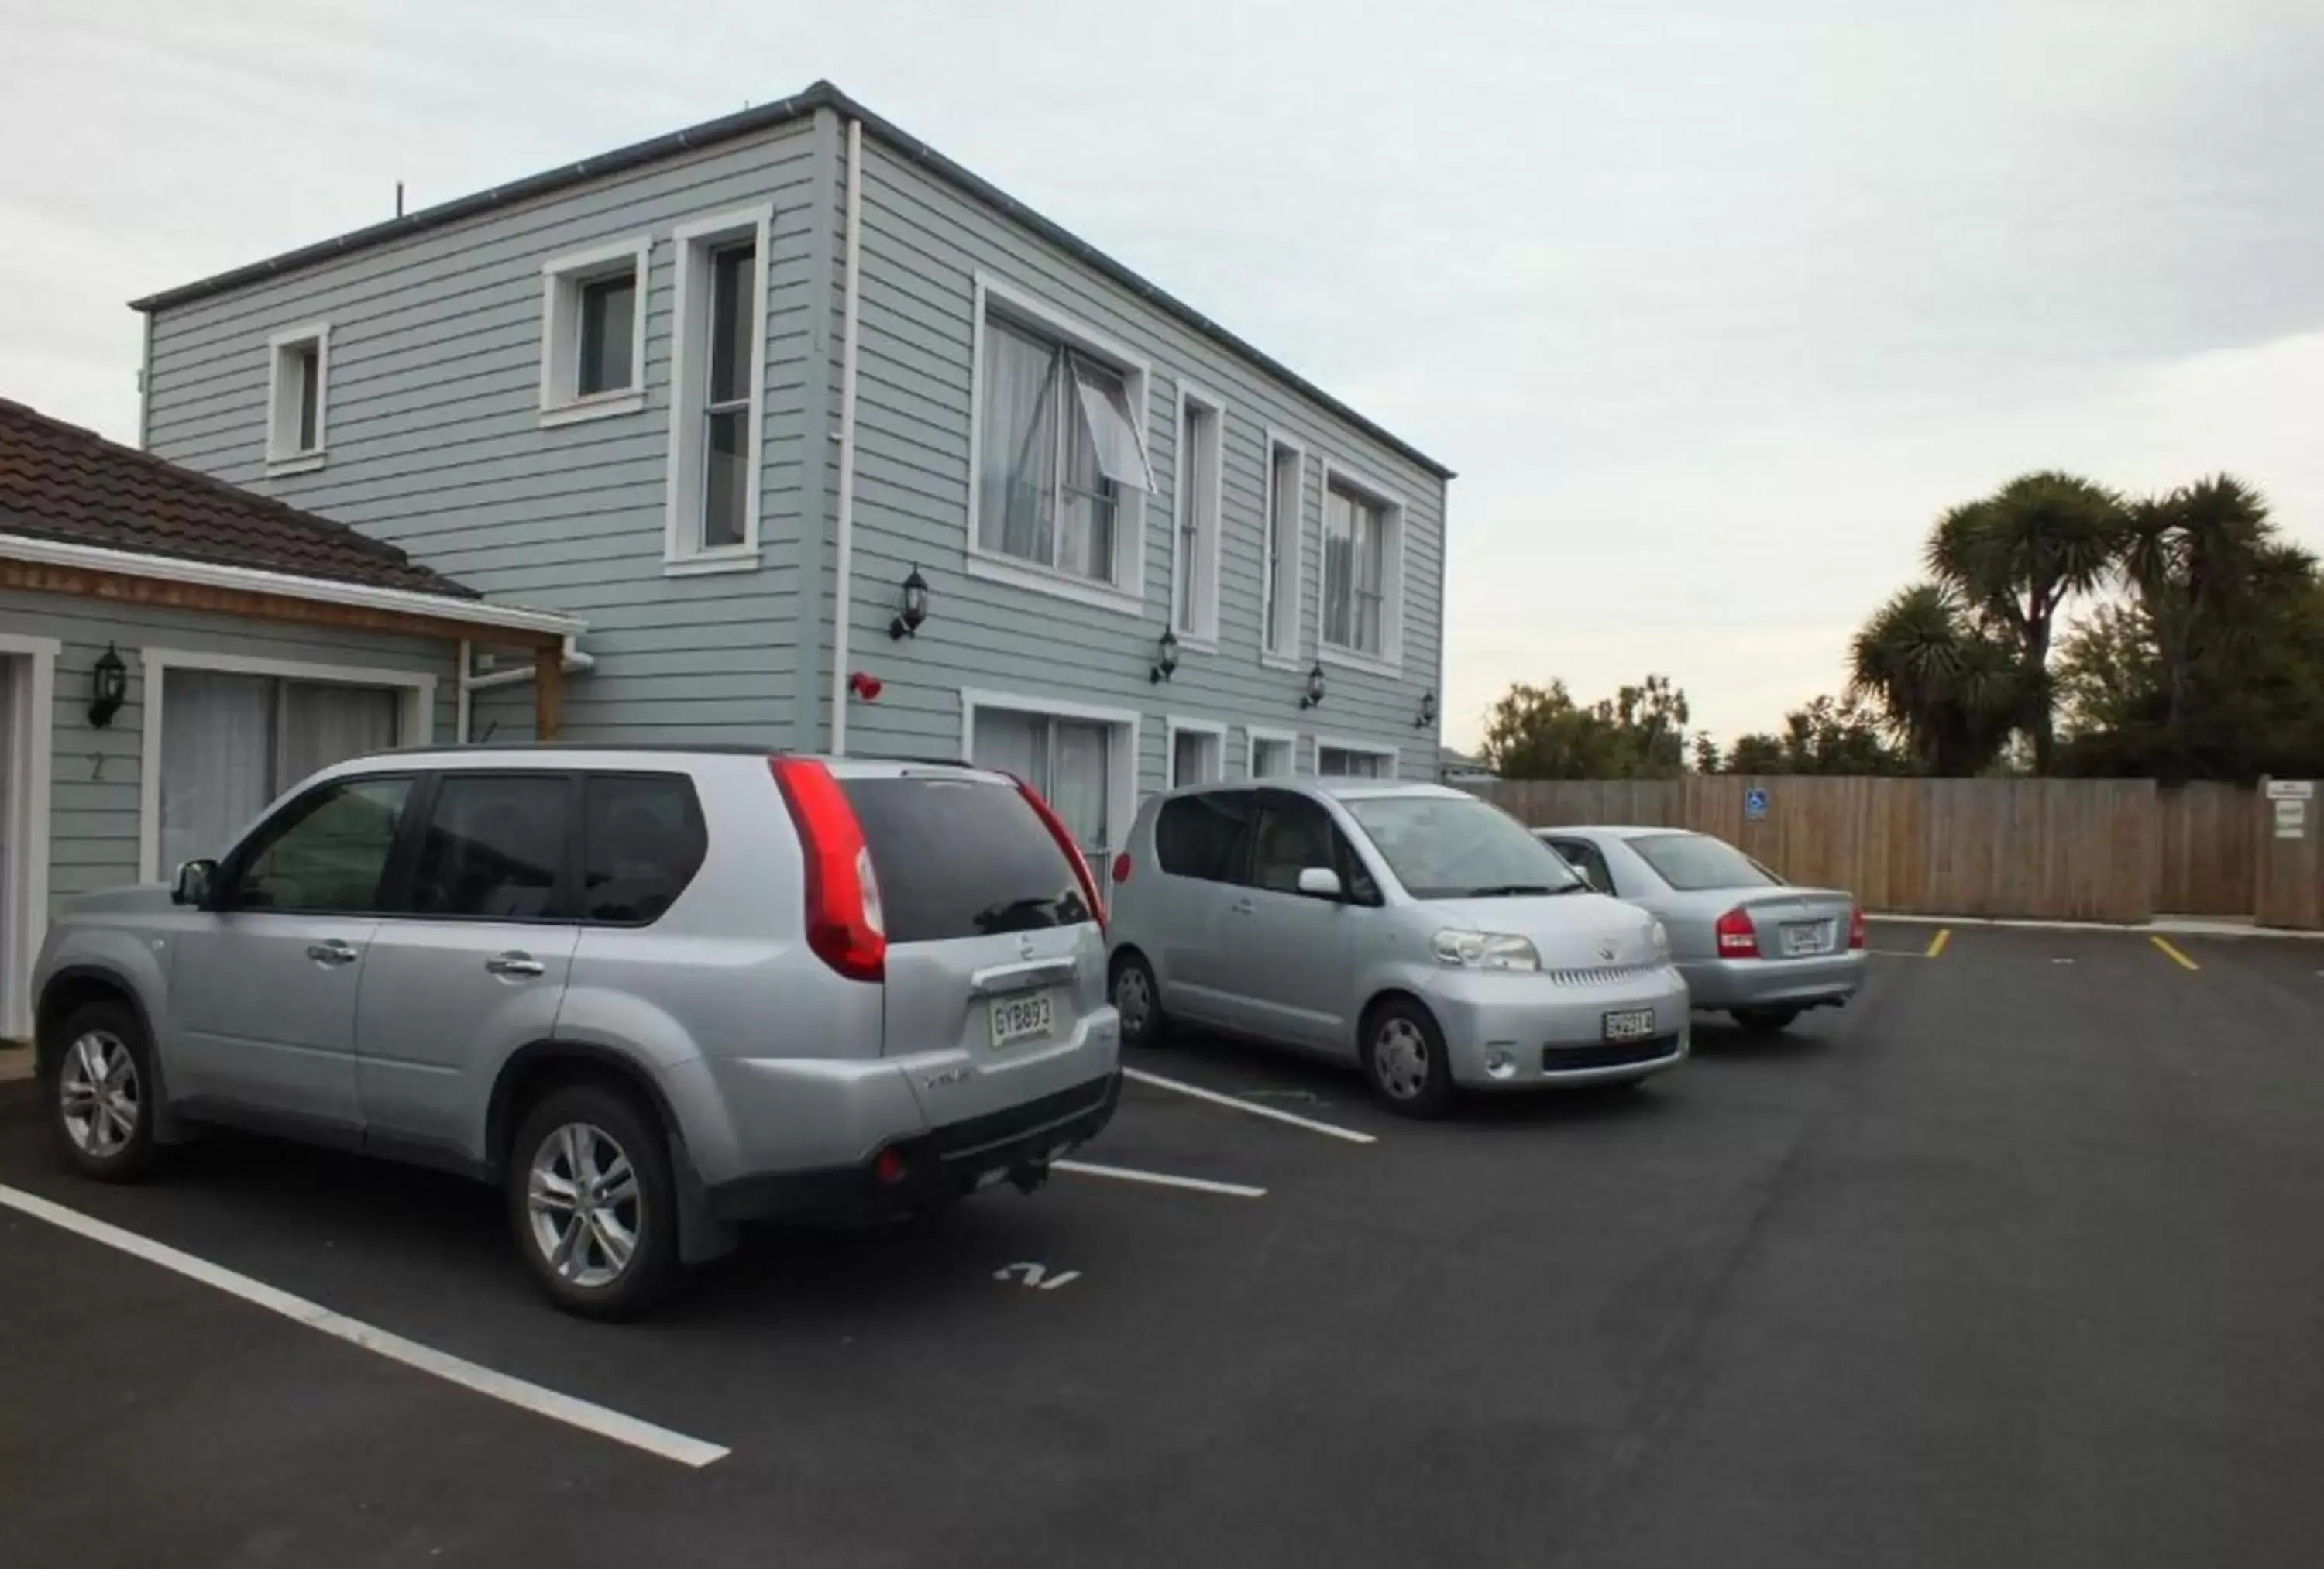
1172 388 1222 641
265 323 328 471
541 237 649 423
1263 438 1304 657
1322 468 1406 666
971 277 1154 599
665 208 769 568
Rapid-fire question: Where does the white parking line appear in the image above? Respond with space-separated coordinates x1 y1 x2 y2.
0 1183 729 1469
1122 1066 1378 1145
1052 1160 1267 1198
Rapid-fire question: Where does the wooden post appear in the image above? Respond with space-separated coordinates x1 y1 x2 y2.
533 644 563 741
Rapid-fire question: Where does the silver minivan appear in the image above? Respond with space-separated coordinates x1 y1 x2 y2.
33 747 1121 1317
1105 780 1690 1116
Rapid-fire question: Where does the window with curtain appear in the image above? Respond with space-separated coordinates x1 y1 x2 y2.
1263 441 1301 655
160 669 402 874
978 310 1153 585
1318 746 1391 780
1323 482 1390 656
970 707 1114 858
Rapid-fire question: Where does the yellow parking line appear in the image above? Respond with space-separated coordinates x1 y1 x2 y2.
1924 929 1951 960
2150 936 2200 972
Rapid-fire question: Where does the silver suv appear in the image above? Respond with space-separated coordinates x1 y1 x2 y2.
33 747 1121 1317
1106 780 1689 1116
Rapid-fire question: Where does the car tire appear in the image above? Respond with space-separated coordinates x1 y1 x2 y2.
508 1083 679 1320
1360 997 1456 1119
43 999 161 1183
1732 1006 1801 1035
1110 950 1167 1049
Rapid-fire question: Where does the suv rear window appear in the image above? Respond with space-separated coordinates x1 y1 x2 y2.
840 775 1094 942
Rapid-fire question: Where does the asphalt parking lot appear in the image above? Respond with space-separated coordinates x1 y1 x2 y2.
3 921 2322 1569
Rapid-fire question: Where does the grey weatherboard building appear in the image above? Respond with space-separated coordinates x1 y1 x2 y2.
131 81 1453 860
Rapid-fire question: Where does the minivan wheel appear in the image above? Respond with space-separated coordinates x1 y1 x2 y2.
1732 1006 1801 1035
509 1083 677 1320
1360 999 1456 1118
1111 951 1167 1049
44 1001 160 1182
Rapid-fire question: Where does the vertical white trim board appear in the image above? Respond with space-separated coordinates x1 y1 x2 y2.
0 634 58 1042
136 647 437 883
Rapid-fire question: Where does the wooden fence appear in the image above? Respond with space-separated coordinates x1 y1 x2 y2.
2154 783 2257 917
1470 777 2163 922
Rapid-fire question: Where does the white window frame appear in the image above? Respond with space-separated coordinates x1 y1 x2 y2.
540 235 651 426
136 647 436 882
1165 716 1227 788
1312 736 1400 780
0 633 58 1042
663 204 772 575
1260 431 1308 669
264 321 330 474
964 273 1153 615
1171 383 1225 648
958 687 1141 855
1317 460 1408 676
1244 724 1298 781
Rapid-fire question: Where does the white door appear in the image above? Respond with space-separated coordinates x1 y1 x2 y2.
971 708 1112 862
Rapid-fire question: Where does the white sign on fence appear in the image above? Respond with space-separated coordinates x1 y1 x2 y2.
2264 780 2315 801
2275 798 2309 839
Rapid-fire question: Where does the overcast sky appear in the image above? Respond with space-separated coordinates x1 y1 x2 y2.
5 0 2320 748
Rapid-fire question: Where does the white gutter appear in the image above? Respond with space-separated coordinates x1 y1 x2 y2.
0 530 586 640
827 116 865 756
462 637 596 692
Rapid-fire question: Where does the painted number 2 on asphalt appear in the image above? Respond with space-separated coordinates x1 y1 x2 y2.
994 1262 1081 1291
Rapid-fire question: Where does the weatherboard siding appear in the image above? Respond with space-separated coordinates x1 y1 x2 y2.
143 113 836 747
0 586 456 905
834 138 1445 784
138 109 1446 788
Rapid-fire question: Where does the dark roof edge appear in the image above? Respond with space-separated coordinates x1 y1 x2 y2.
129 81 1456 482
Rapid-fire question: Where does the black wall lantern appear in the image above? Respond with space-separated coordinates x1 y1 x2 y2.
88 643 128 729
888 565 930 640
1298 660 1327 710
1415 689 1438 730
1149 628 1181 685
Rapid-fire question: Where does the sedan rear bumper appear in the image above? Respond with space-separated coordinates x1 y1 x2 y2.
1679 950 1866 1011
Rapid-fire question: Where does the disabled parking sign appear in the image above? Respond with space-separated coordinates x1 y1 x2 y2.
1744 788 1769 821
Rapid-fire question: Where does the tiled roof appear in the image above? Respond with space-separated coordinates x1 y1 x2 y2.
0 397 478 599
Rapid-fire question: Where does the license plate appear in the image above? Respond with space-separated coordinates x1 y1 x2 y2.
988 990 1054 1049
1781 923 1826 956
1602 1008 1655 1042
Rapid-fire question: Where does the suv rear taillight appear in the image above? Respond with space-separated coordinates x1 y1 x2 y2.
1714 907 1760 958
1848 905 1867 950
770 758 887 982
1009 775 1108 932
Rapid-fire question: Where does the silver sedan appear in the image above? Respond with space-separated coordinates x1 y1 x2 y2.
1534 826 1866 1034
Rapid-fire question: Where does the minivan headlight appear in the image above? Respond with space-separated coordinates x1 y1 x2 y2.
1650 919 1670 959
1432 930 1541 971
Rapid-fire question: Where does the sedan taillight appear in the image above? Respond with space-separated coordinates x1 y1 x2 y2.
1848 905 1867 950
1714 907 1760 959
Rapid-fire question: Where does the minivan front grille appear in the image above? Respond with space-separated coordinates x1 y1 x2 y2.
1542 1035 1683 1073
1540 962 1663 988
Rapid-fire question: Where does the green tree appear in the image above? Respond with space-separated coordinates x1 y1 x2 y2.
1927 472 2126 774
1848 583 2021 774
1480 675 1693 780
1723 694 1913 775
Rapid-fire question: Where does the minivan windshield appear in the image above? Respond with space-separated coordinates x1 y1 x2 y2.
1341 794 1587 900
1629 833 1780 891
841 775 1092 940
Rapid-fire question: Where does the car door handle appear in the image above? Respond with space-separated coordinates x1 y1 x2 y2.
305 939 359 966
486 952 547 979
1229 898 1255 915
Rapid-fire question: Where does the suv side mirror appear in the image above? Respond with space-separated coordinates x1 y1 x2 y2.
1295 866 1343 901
172 858 218 908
